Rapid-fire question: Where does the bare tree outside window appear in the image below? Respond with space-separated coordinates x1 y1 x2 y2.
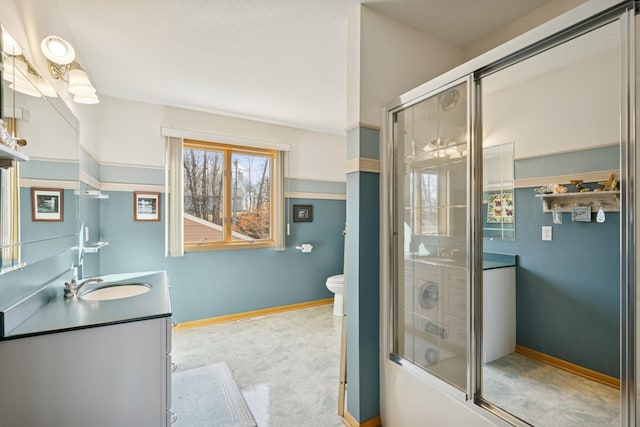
183 142 272 245
183 149 224 228
231 153 271 240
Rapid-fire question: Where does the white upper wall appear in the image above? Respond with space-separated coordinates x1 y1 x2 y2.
483 38 619 159
15 93 77 161
347 1 587 132
98 96 346 182
348 5 463 129
1 0 346 183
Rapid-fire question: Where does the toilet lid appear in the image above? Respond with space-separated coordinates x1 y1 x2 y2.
327 274 344 284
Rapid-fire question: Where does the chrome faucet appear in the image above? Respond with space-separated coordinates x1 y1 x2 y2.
64 276 104 300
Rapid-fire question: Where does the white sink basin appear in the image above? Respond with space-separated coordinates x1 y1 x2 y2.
80 283 151 301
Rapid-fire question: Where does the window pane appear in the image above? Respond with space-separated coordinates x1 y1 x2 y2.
230 152 271 241
183 148 224 243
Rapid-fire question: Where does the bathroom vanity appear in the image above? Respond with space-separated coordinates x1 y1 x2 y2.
482 254 516 363
0 270 173 427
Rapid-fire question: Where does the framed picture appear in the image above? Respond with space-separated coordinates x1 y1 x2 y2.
31 188 63 222
571 206 591 222
486 191 514 224
134 191 161 221
293 204 313 222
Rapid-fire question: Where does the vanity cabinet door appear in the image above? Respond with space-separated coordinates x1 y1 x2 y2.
482 267 516 363
0 317 171 427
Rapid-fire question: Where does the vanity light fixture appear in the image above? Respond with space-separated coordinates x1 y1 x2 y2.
1 27 22 56
40 34 99 104
1 27 56 98
2 55 57 98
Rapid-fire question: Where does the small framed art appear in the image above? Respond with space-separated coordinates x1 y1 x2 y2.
293 205 313 222
134 191 161 221
31 188 63 222
571 206 591 222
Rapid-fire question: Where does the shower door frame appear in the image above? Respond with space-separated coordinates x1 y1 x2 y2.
383 1 637 425
387 75 477 398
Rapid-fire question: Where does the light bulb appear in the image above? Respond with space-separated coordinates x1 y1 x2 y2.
48 39 66 56
40 35 75 65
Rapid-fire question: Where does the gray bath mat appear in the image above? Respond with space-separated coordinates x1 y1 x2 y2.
172 362 257 427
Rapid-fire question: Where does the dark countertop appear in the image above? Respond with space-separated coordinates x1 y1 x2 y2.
482 253 517 270
2 271 172 340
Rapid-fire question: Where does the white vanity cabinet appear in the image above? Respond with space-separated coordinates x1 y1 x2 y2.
482 266 516 363
0 317 172 427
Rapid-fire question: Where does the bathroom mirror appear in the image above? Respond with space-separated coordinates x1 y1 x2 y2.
0 25 80 275
479 20 621 425
482 142 514 241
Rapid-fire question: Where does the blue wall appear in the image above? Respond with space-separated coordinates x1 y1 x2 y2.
78 184 102 278
485 147 620 377
19 157 79 251
20 187 77 246
345 125 380 423
98 192 346 323
0 159 79 313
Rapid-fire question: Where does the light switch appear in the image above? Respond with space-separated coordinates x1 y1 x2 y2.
542 226 552 241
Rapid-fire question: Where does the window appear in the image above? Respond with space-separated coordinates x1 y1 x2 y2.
183 139 275 250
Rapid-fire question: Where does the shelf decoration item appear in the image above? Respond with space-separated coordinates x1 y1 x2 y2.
599 173 619 191
596 204 606 223
535 175 620 218
552 205 562 224
571 206 591 222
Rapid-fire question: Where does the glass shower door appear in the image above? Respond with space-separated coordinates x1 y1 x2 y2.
392 80 469 390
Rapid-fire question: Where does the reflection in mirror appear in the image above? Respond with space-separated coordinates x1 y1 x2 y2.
0 163 20 272
479 21 621 425
482 142 514 240
0 25 80 275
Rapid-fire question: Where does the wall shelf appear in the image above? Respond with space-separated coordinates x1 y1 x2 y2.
74 189 109 199
83 241 109 254
0 143 28 168
535 191 620 212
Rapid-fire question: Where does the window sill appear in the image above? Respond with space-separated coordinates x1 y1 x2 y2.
184 241 275 252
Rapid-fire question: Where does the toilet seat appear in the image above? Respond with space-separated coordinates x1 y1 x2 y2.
327 274 344 285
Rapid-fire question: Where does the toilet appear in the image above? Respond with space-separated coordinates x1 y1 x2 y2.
325 274 344 316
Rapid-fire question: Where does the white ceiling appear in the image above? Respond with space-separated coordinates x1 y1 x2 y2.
52 0 554 135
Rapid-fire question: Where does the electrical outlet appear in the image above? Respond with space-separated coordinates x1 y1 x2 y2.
542 226 552 241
